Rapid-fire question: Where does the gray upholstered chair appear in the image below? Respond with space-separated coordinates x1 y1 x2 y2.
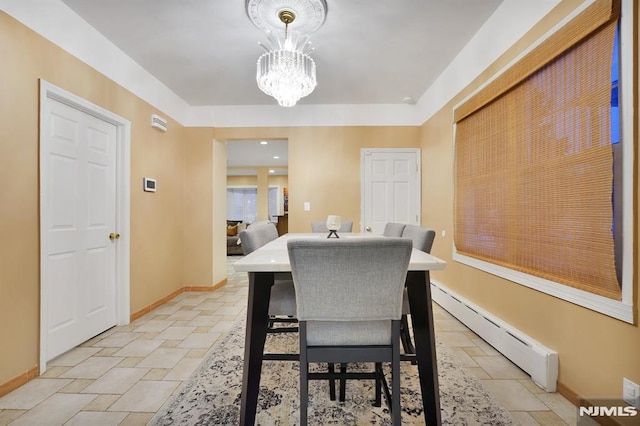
310 220 354 233
239 222 277 255
288 237 412 426
239 223 296 318
383 222 407 237
401 224 435 254
399 225 436 356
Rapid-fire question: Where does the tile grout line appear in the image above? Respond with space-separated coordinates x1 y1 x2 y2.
0 257 575 425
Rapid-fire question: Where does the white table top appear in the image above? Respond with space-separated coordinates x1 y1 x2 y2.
234 233 447 273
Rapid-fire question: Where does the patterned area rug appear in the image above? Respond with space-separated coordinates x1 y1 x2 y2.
150 322 515 425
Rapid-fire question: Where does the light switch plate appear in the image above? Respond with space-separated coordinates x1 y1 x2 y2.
303 202 310 211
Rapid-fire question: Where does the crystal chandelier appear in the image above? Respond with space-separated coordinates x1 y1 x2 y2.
246 0 327 107
256 10 316 107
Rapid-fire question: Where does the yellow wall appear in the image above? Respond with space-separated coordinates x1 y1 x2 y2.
227 175 288 191
0 11 216 385
420 0 640 400
227 176 257 186
212 140 227 288
2 0 638 404
268 175 289 189
216 126 422 233
183 128 215 287
0 6 432 391
0 11 42 386
256 168 269 221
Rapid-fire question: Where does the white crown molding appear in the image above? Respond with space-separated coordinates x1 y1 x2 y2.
414 0 562 124
0 0 191 124
1 0 560 128
186 104 426 128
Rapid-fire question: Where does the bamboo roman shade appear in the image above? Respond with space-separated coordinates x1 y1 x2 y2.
454 0 621 299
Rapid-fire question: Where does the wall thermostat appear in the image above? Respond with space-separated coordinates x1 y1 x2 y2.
143 177 156 192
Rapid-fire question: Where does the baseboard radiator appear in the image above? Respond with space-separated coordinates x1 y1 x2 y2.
430 280 558 392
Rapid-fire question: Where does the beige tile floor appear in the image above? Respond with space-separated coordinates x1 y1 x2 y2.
0 257 577 425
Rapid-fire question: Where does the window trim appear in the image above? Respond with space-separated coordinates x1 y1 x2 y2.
452 0 634 323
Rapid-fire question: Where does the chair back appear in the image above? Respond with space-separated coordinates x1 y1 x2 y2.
401 225 435 253
288 238 411 322
239 222 279 255
383 222 406 237
310 221 354 233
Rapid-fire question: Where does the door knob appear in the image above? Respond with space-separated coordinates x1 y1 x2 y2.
109 233 121 241
365 226 372 232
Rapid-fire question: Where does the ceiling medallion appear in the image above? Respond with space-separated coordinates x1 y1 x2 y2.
246 0 327 107
246 0 327 35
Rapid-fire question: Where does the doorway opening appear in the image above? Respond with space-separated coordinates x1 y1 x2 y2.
226 139 288 234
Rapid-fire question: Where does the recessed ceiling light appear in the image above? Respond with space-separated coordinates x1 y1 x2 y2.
269 169 275 173
273 155 280 159
402 96 416 105
260 141 268 145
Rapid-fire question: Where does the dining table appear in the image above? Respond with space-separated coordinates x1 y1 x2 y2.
233 232 447 425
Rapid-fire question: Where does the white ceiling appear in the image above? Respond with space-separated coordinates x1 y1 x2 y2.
227 139 288 176
4 0 564 168
56 0 505 172
59 0 503 107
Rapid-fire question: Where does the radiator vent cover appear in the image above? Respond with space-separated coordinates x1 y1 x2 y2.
151 114 168 132
430 280 558 392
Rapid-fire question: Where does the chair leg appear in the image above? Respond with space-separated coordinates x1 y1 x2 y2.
400 314 415 354
392 322 402 426
300 364 308 426
339 363 347 402
328 363 336 401
300 323 308 426
375 363 382 407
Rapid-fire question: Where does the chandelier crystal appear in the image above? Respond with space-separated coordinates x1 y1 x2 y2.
256 10 317 107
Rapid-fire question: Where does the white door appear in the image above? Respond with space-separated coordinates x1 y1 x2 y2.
41 98 118 360
361 149 421 234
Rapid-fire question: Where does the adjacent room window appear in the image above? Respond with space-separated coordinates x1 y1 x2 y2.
453 0 632 321
227 185 283 224
227 187 257 223
268 186 284 220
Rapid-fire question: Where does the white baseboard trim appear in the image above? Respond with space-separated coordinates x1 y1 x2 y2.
430 280 558 392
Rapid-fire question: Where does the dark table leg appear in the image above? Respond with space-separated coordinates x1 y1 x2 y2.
240 272 273 426
406 270 441 425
